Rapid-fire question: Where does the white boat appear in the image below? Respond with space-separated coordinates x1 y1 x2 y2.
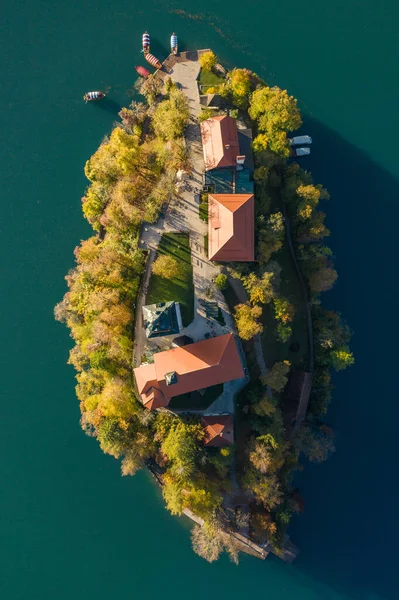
289 135 312 146
170 33 178 55
292 147 311 157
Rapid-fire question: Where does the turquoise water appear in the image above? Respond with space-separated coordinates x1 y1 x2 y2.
1 1 398 598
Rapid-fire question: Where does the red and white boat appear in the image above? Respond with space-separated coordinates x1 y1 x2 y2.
145 52 162 69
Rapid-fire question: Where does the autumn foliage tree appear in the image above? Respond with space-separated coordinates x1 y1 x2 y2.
152 254 181 279
234 303 263 340
199 51 217 72
262 361 290 392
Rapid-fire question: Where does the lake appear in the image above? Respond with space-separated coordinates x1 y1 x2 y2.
1 1 398 598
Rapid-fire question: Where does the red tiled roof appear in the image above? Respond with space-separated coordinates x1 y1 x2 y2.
202 415 234 447
200 115 240 171
134 334 244 409
208 194 254 262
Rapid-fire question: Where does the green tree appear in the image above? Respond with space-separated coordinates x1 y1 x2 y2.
152 89 190 140
234 303 263 340
262 361 290 392
242 272 275 305
330 349 355 371
152 254 181 279
249 86 302 134
214 273 228 290
273 298 295 323
257 212 285 264
199 51 217 72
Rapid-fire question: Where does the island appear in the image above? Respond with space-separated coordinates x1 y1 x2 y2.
55 49 354 564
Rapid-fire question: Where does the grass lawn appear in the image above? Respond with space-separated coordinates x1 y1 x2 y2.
168 383 224 411
199 69 225 91
146 233 194 327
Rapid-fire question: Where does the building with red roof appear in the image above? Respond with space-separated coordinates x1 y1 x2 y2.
201 415 234 447
133 333 244 410
200 115 240 171
208 193 254 262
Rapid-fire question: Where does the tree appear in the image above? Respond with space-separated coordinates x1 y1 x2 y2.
152 89 190 140
330 349 355 371
297 211 330 242
186 488 222 520
227 68 252 108
273 298 295 323
276 323 292 343
309 266 338 292
252 395 277 417
162 421 203 485
249 86 302 134
297 424 335 463
242 272 275 305
214 273 228 290
135 75 163 105
199 51 217 72
118 101 147 131
252 131 291 157
234 303 263 340
152 254 181 279
257 212 285 264
163 476 184 515
191 523 223 562
296 184 330 221
262 361 290 392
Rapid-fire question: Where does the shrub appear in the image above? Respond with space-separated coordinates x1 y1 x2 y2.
214 273 228 291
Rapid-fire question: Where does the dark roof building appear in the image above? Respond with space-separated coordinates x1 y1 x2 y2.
142 301 182 339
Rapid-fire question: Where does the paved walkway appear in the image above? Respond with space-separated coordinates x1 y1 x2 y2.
133 53 247 415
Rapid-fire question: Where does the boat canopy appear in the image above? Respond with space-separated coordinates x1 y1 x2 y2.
171 34 178 48
295 147 311 156
142 32 150 47
289 135 312 146
86 91 102 99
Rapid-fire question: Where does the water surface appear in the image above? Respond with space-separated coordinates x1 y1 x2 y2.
1 1 397 598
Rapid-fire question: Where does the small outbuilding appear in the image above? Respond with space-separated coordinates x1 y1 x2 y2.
142 301 182 339
201 414 234 447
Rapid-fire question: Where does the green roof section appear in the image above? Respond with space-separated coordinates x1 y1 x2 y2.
142 301 182 339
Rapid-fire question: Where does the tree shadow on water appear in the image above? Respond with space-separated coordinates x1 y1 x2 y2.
94 97 122 116
287 115 399 600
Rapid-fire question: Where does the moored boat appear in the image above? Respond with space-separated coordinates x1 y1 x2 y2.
83 91 105 102
292 147 311 157
142 31 150 53
170 33 178 55
145 52 162 69
289 135 312 146
135 65 151 78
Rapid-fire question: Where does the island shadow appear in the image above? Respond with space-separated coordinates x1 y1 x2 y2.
285 115 399 600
